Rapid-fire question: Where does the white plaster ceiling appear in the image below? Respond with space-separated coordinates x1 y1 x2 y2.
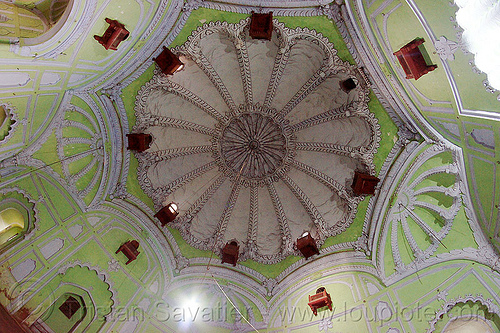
133 18 381 264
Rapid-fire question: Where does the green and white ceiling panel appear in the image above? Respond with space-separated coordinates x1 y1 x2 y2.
356 0 500 119
0 167 180 332
265 260 500 332
350 0 500 266
370 140 497 285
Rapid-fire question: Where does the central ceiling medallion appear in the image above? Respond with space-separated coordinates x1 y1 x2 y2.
133 18 380 264
216 105 294 185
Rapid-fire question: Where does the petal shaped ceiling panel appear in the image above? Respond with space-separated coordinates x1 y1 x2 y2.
133 19 381 264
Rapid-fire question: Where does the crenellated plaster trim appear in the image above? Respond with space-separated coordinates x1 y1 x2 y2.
0 103 19 146
56 261 117 319
427 294 500 332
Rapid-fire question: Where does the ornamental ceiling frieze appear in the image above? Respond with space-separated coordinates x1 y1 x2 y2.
133 18 381 264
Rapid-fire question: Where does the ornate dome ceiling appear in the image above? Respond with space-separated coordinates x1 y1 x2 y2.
133 18 381 263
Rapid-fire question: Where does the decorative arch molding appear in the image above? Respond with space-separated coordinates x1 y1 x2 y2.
10 0 96 59
164 277 269 329
0 103 19 145
427 295 500 333
55 262 117 317
168 253 376 306
269 259 378 309
267 269 385 329
0 187 38 252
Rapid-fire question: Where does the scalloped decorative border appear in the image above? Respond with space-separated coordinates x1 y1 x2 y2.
0 103 19 146
427 294 500 332
132 17 381 265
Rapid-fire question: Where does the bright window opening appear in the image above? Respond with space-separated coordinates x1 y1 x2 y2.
455 0 500 90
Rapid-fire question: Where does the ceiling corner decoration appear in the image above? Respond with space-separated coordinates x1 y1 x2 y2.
133 18 381 264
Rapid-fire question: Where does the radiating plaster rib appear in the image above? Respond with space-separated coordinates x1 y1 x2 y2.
64 120 95 137
193 52 239 113
412 185 453 197
290 103 354 132
263 42 290 108
400 218 423 259
278 66 329 117
295 141 364 158
267 182 293 256
161 82 227 122
213 180 241 247
77 162 102 199
291 160 351 203
235 33 253 105
280 173 328 238
152 161 218 201
180 175 227 225
243 185 258 259
145 145 213 162
71 157 97 184
144 115 216 137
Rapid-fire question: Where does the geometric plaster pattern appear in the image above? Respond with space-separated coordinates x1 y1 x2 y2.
133 18 381 264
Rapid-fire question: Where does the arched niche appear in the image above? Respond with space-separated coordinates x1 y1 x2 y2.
22 0 74 46
431 299 500 332
30 285 95 333
0 0 73 45
17 266 114 332
0 2 47 42
36 292 87 333
443 316 498 333
0 104 17 142
0 190 36 252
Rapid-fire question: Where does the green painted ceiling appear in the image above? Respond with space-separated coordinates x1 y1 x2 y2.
0 0 499 332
